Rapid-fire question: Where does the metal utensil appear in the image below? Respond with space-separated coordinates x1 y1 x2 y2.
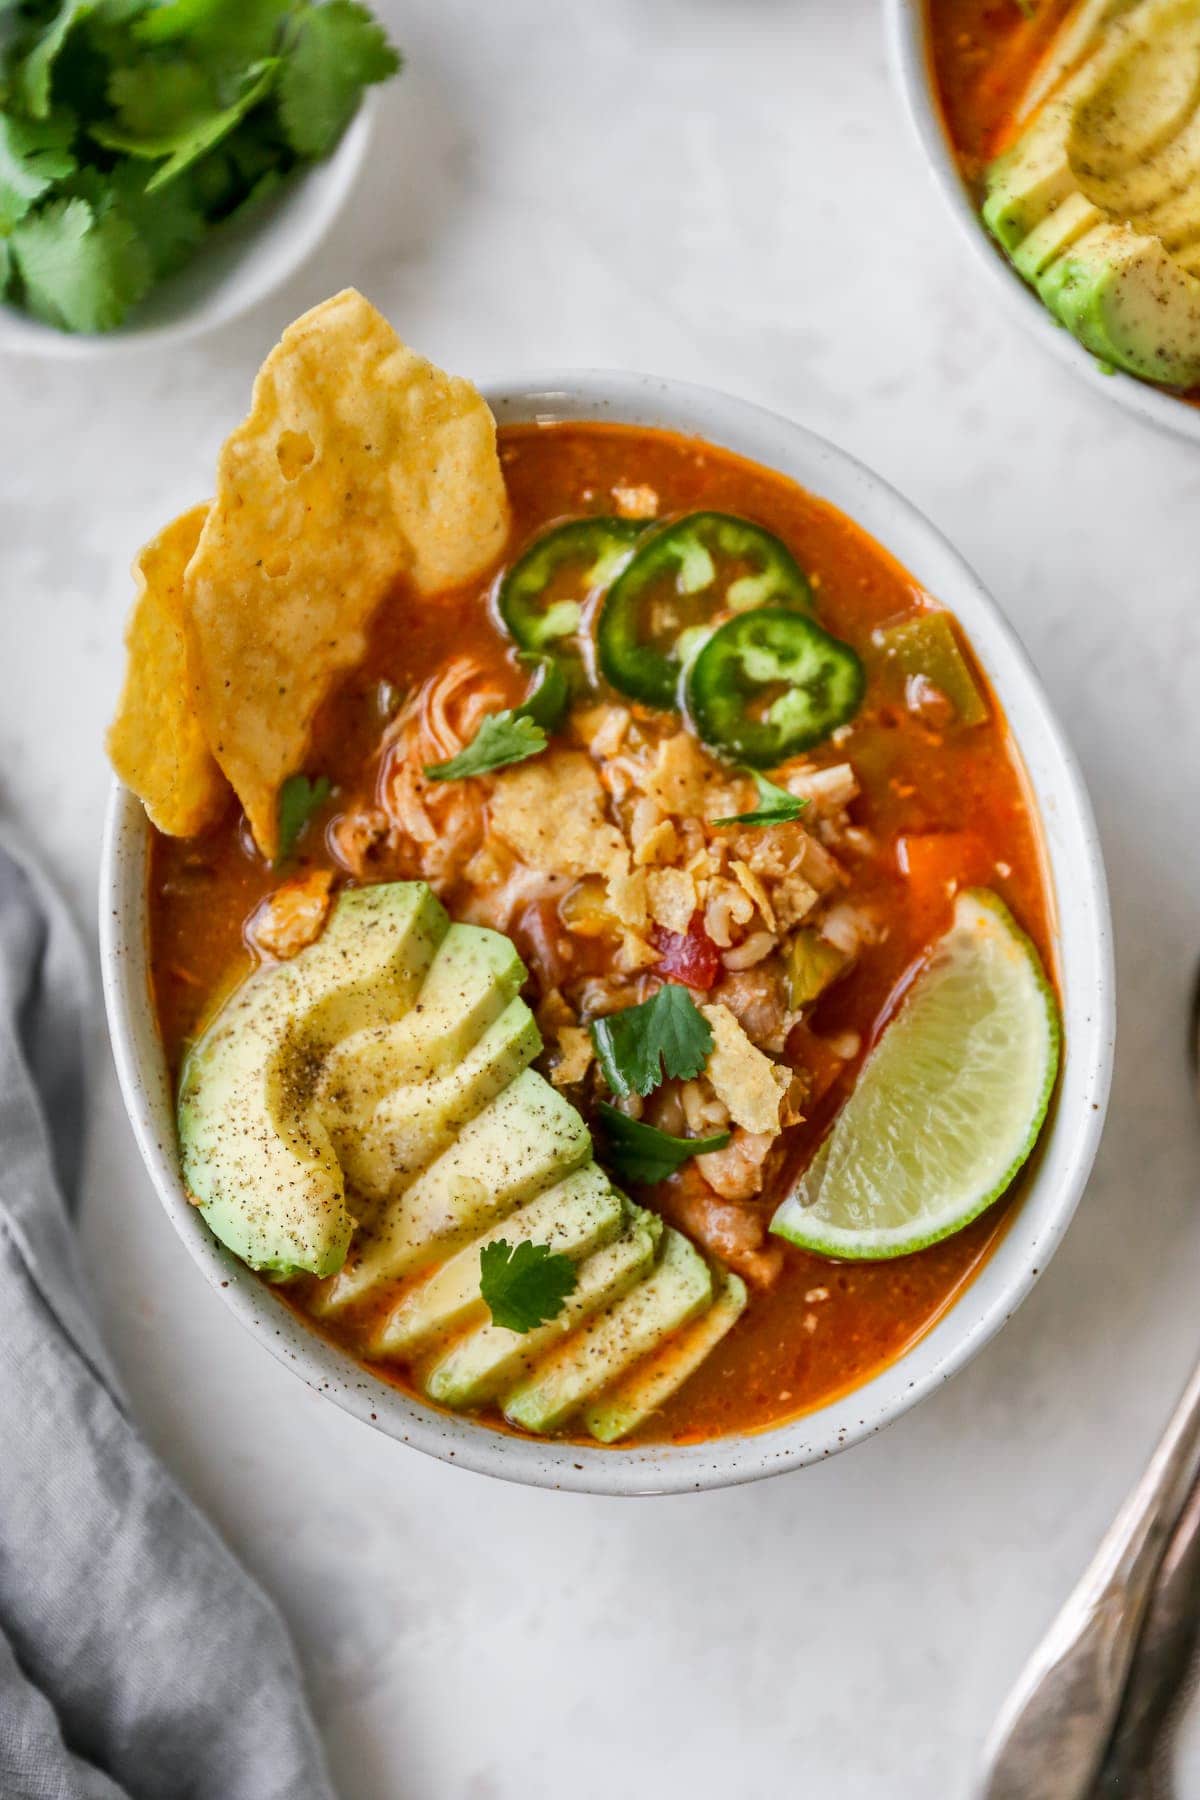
1094 1474 1200 1797
974 973 1200 1800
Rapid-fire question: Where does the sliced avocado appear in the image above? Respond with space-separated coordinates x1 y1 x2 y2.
1017 0 1140 121
983 0 1200 387
584 1270 748 1444
371 1164 626 1359
334 998 541 1200
1136 162 1200 249
501 1228 713 1436
983 103 1079 253
319 924 526 1133
319 1068 593 1310
1068 2 1200 186
1038 220 1200 384
178 883 448 1278
425 1208 662 1410
1012 191 1103 282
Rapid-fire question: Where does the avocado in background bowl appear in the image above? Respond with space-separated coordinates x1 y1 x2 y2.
983 0 1200 390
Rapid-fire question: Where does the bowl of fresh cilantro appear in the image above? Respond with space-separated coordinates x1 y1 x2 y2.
0 0 400 351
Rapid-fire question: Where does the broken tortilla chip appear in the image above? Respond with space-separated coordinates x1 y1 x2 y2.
700 1003 791 1134
181 289 509 858
106 506 228 839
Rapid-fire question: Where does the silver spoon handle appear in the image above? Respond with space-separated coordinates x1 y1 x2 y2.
977 1355 1200 1800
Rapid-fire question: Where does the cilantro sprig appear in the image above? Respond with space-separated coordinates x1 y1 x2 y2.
424 711 547 782
713 770 809 829
424 656 566 781
596 1103 730 1186
276 772 330 861
590 984 713 1100
0 0 400 333
479 1238 578 1334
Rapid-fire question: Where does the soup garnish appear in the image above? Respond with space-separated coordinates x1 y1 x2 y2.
110 290 1061 1445
596 511 812 709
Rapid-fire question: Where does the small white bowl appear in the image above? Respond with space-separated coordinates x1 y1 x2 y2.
0 104 372 360
100 371 1115 1495
884 0 1200 445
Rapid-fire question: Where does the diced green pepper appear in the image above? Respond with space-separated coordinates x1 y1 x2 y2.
873 612 988 727
784 929 847 1009
597 512 812 710
686 608 864 766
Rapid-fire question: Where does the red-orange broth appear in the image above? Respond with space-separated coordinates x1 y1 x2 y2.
149 422 1056 1445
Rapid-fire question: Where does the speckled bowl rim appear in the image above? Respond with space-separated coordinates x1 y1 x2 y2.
883 0 1200 446
99 370 1115 1495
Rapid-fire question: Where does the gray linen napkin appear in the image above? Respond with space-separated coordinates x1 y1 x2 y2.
0 833 337 1800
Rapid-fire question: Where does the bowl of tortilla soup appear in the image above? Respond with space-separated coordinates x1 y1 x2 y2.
101 293 1113 1493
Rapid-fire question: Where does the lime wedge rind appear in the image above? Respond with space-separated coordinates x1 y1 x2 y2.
770 890 1061 1262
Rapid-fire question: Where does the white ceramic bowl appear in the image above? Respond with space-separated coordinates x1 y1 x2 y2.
100 372 1115 1495
0 105 372 361
884 0 1200 445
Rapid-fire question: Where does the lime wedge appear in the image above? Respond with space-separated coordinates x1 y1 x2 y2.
771 889 1060 1261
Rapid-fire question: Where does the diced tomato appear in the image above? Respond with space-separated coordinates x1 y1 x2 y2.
896 831 992 927
651 914 721 990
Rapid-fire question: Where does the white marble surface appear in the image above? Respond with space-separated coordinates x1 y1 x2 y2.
3 2 1200 1795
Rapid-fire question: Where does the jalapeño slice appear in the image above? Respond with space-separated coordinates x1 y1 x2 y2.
516 653 570 732
498 519 644 677
687 607 864 766
597 512 812 710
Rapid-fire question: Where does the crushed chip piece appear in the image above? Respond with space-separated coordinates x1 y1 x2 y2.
106 506 228 838
550 1025 594 1089
182 290 509 857
700 1002 791 1133
643 732 713 816
489 753 640 924
646 867 697 935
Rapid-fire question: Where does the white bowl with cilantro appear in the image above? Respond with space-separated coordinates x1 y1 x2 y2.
100 372 1115 1495
0 0 397 353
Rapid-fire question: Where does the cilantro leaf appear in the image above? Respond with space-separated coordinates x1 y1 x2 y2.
713 770 809 829
0 112 76 232
590 984 713 1100
596 1103 730 1186
276 772 331 861
107 156 206 275
277 0 399 159
134 0 293 71
93 57 279 192
10 194 151 330
424 711 547 782
103 59 215 139
479 1238 578 1334
11 0 96 118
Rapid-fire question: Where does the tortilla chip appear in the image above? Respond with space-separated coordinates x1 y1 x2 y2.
700 1003 791 1134
183 289 509 857
489 753 631 888
646 866 697 935
106 507 228 838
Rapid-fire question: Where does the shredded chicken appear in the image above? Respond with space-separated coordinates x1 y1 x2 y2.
249 869 333 960
375 658 503 891
664 1168 784 1288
